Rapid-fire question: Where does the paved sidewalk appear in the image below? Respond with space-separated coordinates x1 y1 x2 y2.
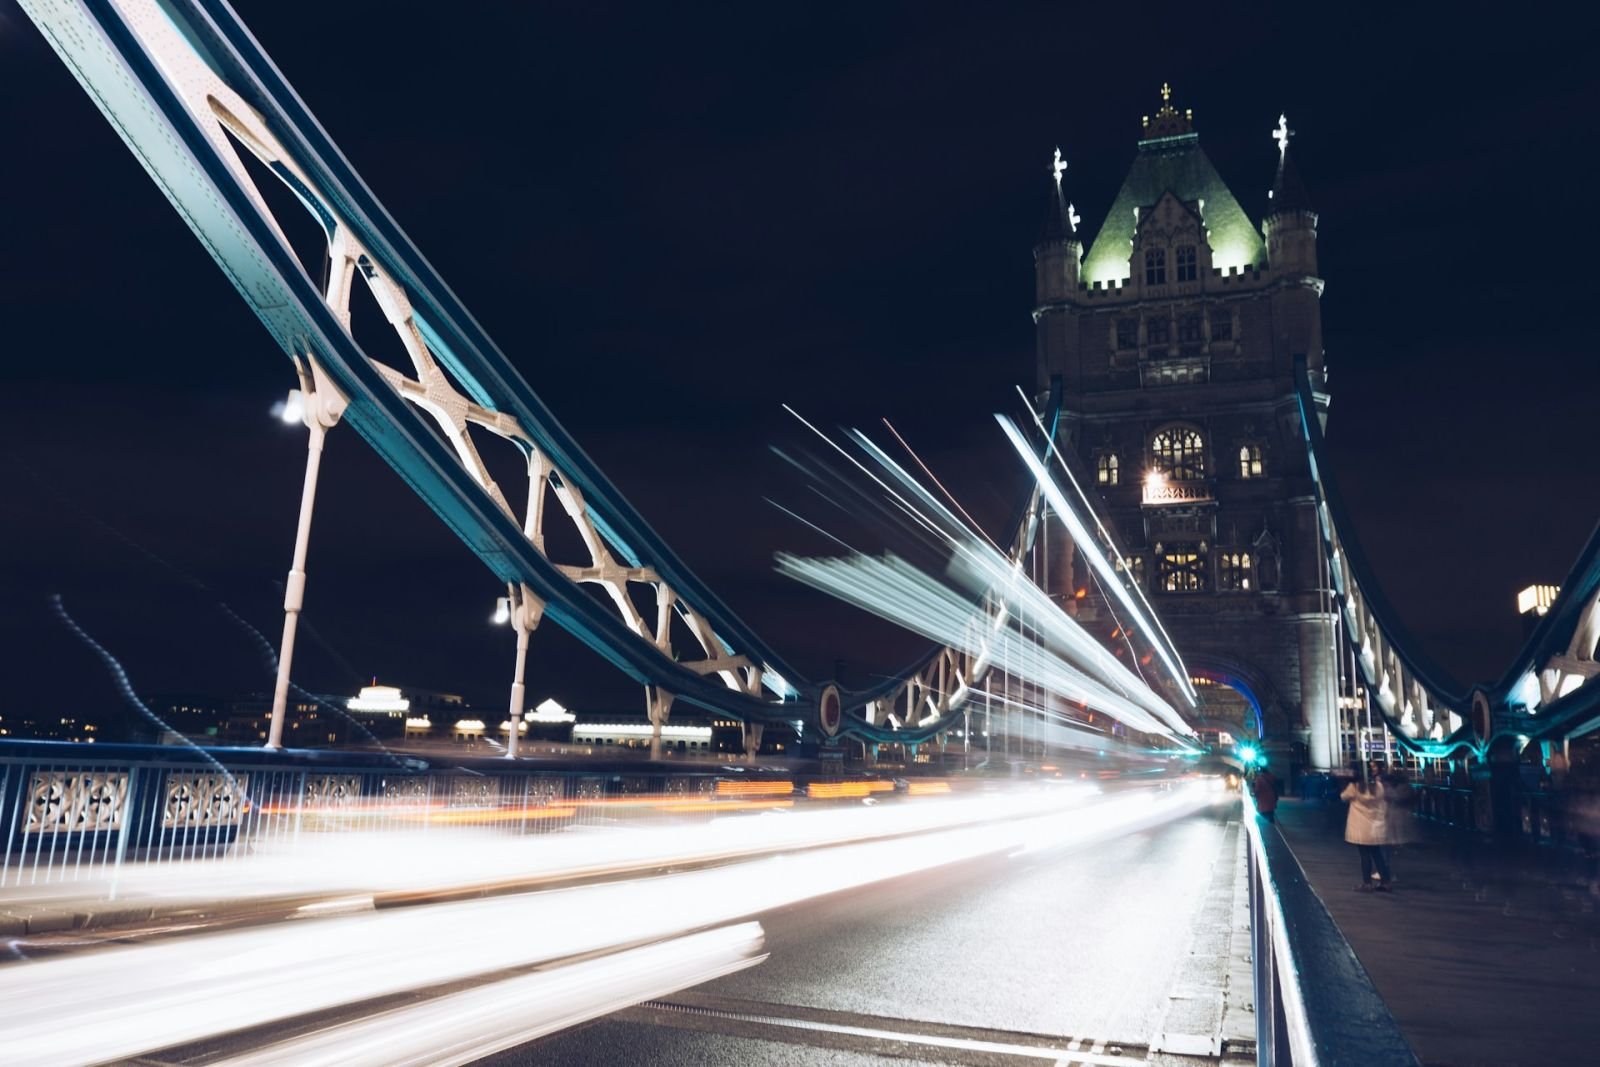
1274 798 1600 1067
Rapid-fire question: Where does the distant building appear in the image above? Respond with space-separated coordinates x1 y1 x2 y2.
146 693 228 740
223 693 343 746
346 682 472 742
524 698 576 743
0 712 103 743
1517 584 1560 637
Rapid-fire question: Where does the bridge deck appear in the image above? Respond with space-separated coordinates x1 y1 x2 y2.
1275 798 1599 1067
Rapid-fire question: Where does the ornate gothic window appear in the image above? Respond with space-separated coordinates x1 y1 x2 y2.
1238 444 1264 479
1144 248 1167 285
1157 544 1207 593
1210 311 1233 342
1096 452 1120 486
1218 551 1253 591
1175 245 1197 282
1147 316 1170 346
1151 427 1206 480
1112 552 1145 588
1116 318 1138 349
1178 314 1202 343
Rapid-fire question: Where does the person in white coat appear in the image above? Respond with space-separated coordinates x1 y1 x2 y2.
1342 776 1392 891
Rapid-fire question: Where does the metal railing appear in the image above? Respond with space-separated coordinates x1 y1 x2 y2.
1242 799 1419 1066
0 740 802 890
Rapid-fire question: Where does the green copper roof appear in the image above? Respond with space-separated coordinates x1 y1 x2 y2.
1081 132 1266 286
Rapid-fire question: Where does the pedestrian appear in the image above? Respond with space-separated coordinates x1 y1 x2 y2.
1252 765 1280 823
1381 768 1418 886
1341 775 1391 891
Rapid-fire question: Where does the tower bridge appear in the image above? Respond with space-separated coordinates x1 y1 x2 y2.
5 2 1600 1064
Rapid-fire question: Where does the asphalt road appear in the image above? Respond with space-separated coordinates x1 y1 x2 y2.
496 800 1245 1066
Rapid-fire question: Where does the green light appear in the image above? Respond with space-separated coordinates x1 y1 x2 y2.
1237 744 1258 764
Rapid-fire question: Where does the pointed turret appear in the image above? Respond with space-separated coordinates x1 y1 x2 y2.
1263 113 1318 275
1081 86 1267 285
1035 146 1082 303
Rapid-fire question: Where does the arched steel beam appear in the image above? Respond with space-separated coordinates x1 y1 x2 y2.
21 0 809 727
1294 356 1600 754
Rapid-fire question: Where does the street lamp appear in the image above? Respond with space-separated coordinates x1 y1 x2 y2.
265 361 347 750
495 585 542 760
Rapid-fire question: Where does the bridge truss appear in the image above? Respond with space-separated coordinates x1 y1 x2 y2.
1294 357 1600 759
21 0 1195 755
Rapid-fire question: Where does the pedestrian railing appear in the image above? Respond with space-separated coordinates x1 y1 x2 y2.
0 740 800 889
1242 797 1419 1066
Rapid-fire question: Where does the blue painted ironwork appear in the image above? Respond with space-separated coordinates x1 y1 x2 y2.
1294 356 1600 754
1243 797 1420 1066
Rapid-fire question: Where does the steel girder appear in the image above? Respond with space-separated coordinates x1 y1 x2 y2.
22 0 809 726
1293 357 1600 755
22 0 1079 748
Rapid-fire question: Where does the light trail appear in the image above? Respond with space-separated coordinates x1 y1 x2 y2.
770 410 1194 746
996 414 1198 718
880 416 1004 555
205 924 768 1067
776 551 1185 739
1010 390 1197 707
0 783 1103 913
0 784 1224 1066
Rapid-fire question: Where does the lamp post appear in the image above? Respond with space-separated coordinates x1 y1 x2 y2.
266 359 346 750
493 584 543 759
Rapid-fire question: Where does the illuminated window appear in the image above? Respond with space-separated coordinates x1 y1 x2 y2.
1147 316 1170 346
1175 245 1197 282
1218 551 1253 591
1238 444 1263 479
1158 545 1208 593
1096 452 1120 486
1178 314 1202 343
1151 427 1206 480
1211 311 1233 341
1144 248 1167 285
1113 552 1146 588
1116 318 1138 349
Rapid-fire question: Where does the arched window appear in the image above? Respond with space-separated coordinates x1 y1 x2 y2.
1238 444 1263 479
1096 452 1120 486
1157 544 1207 593
1144 248 1167 285
1151 427 1206 480
1218 551 1253 591
1175 245 1198 282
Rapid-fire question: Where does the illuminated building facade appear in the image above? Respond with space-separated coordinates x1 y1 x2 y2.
1035 88 1341 769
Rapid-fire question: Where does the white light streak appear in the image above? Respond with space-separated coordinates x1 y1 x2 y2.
997 413 1196 714
0 785 1217 1066
1012 388 1195 706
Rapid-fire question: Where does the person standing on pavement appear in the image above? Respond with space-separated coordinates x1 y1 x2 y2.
1341 776 1392 891
1380 768 1418 886
1252 765 1280 822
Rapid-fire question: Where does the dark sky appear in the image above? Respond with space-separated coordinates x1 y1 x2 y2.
1 1 1594 725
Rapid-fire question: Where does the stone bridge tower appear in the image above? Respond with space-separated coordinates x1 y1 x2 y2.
1034 89 1340 770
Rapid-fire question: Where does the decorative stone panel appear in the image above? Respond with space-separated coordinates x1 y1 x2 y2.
24 771 129 833
162 772 249 829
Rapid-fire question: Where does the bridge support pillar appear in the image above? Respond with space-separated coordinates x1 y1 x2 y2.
1297 612 1339 770
742 722 764 764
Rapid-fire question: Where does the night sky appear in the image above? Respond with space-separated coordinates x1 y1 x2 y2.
1 2 1594 728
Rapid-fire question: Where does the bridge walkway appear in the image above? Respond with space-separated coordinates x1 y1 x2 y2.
1274 798 1599 1066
